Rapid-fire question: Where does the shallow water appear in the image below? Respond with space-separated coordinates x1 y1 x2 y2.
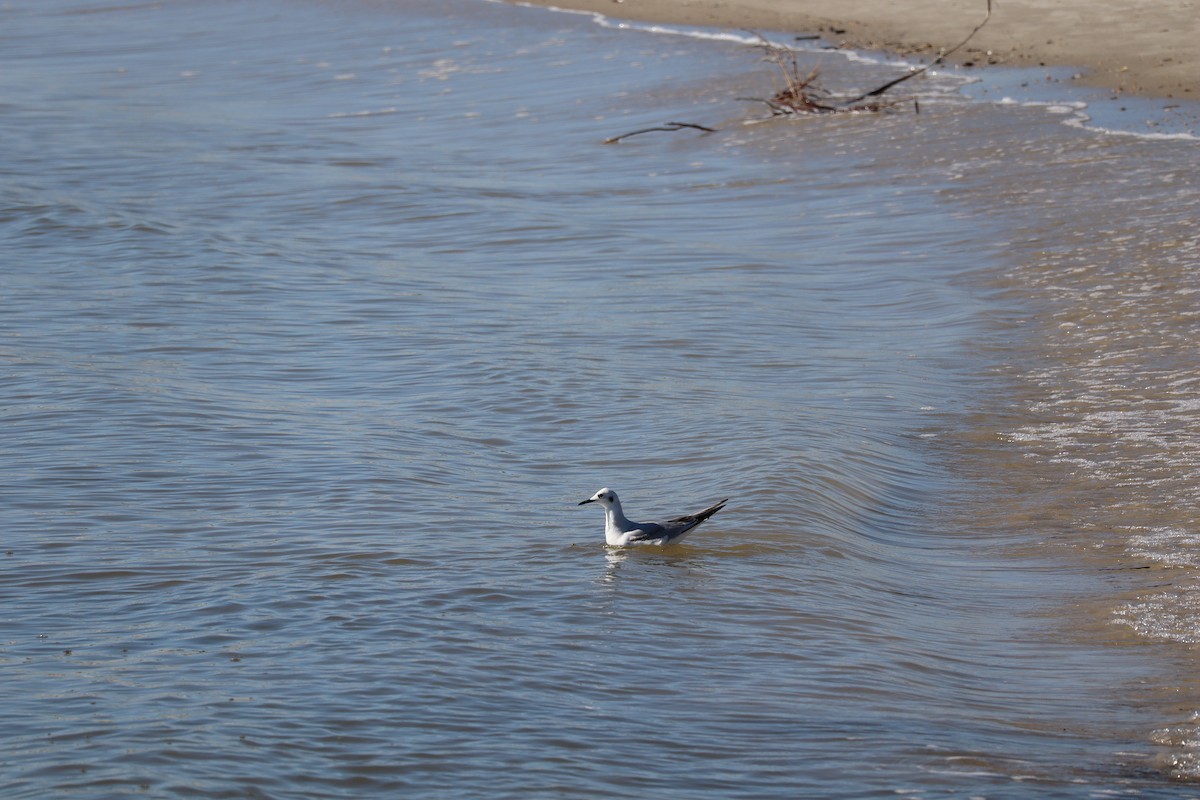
3 0 1200 796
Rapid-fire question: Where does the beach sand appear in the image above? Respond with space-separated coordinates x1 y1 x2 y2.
515 0 1197 98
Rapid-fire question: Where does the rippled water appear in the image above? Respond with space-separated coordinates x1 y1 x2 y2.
4 0 1200 796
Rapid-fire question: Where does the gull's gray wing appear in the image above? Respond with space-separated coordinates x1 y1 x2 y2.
627 499 729 543
625 522 670 543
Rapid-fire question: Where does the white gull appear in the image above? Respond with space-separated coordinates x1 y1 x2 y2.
578 488 728 546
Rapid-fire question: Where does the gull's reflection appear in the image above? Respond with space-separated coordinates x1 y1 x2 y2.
597 545 711 586
600 547 627 584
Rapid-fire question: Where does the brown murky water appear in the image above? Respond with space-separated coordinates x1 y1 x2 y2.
920 114 1200 780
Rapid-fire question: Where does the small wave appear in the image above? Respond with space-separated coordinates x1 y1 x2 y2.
1151 720 1200 781
327 107 400 119
511 0 1200 140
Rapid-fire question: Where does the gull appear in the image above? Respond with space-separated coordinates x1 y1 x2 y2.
578 488 728 546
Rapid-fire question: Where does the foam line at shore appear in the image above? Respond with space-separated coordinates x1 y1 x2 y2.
503 1 1199 140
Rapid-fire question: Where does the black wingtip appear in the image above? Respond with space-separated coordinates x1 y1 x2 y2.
696 498 729 522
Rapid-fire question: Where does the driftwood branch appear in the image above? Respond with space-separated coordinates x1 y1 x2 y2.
743 30 884 115
599 0 992 140
839 0 993 106
745 32 834 112
739 0 992 116
603 121 718 144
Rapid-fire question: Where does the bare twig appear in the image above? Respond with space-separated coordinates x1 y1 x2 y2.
742 31 844 114
602 121 717 144
839 0 993 106
601 0 989 140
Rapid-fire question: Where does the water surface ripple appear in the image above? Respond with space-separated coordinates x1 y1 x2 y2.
3 0 1199 797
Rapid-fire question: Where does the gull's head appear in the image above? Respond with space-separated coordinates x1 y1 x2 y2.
578 487 619 509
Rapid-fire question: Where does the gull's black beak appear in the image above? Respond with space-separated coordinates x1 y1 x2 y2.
578 498 595 505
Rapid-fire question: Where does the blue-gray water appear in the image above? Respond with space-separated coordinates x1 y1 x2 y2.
4 1 1200 797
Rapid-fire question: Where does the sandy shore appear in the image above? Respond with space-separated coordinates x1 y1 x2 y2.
515 0 1198 98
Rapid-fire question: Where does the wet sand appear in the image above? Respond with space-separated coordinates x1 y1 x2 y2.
516 0 1198 98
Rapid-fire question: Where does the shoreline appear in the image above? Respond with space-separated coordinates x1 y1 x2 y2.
514 0 1198 99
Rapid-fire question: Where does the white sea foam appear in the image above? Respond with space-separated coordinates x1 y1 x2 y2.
507 0 1200 141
